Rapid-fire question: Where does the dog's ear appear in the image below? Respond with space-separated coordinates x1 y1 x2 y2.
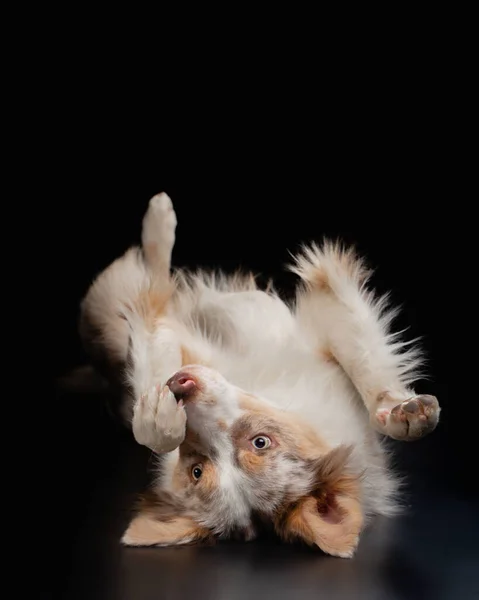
121 491 211 547
274 446 363 558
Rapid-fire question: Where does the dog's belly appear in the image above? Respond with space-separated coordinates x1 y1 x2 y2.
213 343 371 450
192 290 296 349
189 289 373 449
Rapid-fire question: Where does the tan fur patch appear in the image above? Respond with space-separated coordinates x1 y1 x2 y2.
239 450 265 475
281 500 316 544
122 514 202 546
181 345 202 367
171 460 191 492
302 495 362 557
314 246 370 290
237 393 329 459
122 490 210 547
313 446 361 500
274 446 363 557
197 463 218 500
134 283 173 331
318 347 339 365
217 419 228 432
326 243 371 286
312 269 331 290
183 428 203 448
172 443 218 500
290 242 372 292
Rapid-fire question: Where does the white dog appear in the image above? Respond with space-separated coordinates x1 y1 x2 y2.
79 193 440 558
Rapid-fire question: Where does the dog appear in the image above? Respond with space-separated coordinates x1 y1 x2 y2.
78 192 440 558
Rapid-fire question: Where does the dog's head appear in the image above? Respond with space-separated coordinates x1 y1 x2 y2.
122 365 364 557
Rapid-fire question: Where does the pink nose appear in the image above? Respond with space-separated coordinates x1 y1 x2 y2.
166 371 198 400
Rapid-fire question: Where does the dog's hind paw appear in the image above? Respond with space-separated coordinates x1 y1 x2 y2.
373 394 440 441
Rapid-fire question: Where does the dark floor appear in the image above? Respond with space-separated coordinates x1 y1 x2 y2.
50 380 479 600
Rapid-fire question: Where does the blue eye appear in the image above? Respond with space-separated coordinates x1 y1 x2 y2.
251 436 272 450
192 465 203 480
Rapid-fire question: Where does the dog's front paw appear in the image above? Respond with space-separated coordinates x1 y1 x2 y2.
373 394 440 441
132 384 186 453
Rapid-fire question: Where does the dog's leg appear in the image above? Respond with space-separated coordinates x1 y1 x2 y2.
80 193 187 452
291 242 440 441
141 192 177 278
127 322 186 453
79 193 177 379
125 193 189 452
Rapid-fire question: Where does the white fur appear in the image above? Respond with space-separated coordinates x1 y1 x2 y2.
79 193 441 550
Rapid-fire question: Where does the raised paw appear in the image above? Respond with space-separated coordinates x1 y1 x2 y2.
132 383 186 453
141 192 177 272
374 394 440 441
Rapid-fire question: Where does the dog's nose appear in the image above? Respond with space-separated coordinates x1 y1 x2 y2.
166 371 198 401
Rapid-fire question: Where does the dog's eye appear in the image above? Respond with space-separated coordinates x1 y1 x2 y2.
192 465 203 480
251 435 271 450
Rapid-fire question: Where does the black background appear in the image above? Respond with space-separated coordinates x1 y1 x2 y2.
10 7 474 594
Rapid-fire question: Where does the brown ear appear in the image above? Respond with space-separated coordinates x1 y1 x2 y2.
121 491 211 547
275 446 364 558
